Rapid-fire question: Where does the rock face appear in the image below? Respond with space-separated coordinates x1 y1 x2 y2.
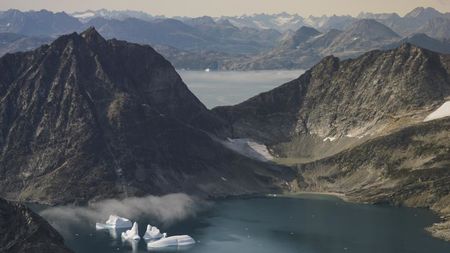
0 28 290 204
214 44 450 161
0 198 73 253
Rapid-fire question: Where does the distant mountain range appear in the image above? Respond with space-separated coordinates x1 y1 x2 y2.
0 7 449 70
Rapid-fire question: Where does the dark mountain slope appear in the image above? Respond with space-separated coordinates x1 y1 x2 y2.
0 28 290 204
214 44 450 162
0 198 73 253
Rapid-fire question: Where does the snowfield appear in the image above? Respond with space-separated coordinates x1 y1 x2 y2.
222 138 273 161
424 101 450 122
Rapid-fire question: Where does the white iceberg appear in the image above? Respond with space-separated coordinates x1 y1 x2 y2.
121 222 141 241
147 235 195 248
143 225 166 240
96 215 133 229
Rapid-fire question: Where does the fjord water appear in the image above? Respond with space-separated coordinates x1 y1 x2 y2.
178 70 305 108
39 195 450 253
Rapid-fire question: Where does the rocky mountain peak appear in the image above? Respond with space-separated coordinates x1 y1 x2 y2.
405 7 442 19
347 19 399 38
282 26 321 49
80 26 106 44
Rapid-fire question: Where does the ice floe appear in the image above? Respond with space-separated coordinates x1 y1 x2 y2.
95 215 132 229
121 222 141 241
143 225 166 240
147 235 195 248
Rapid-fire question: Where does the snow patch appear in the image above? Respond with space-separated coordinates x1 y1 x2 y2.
73 11 95 19
275 16 294 25
323 136 337 142
424 101 450 122
223 138 273 161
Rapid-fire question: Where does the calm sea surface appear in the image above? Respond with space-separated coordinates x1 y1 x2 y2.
36 195 450 253
178 70 305 108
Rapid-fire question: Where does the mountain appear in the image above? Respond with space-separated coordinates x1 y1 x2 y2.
86 17 280 54
417 17 450 39
0 33 52 56
223 19 402 70
152 44 239 70
279 26 321 49
0 9 82 37
72 9 157 22
0 198 73 253
213 44 450 162
405 7 446 21
222 12 304 31
385 33 450 54
0 28 291 204
321 19 400 58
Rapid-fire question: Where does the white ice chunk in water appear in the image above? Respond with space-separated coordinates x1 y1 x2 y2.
96 215 132 229
143 225 165 240
424 101 450 122
121 222 141 241
147 235 195 248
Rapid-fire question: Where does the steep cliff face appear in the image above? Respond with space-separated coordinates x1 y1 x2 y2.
0 198 73 253
0 28 290 204
214 44 450 161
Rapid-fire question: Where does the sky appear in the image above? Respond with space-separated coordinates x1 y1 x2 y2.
0 0 449 17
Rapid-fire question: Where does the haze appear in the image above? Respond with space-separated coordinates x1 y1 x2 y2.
1 0 449 17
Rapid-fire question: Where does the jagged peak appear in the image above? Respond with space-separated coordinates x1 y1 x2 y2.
405 7 442 18
80 27 106 43
296 26 320 34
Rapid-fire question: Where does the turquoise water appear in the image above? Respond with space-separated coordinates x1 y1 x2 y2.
37 195 450 253
179 70 304 108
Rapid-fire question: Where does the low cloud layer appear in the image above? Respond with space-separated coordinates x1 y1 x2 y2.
40 193 206 234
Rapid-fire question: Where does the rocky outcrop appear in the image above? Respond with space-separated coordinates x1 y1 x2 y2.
0 198 73 253
0 28 291 204
214 44 450 161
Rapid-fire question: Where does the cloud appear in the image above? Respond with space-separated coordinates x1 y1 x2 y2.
39 193 207 235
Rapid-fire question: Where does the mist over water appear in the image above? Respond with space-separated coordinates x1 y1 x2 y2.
179 70 304 108
39 193 206 236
